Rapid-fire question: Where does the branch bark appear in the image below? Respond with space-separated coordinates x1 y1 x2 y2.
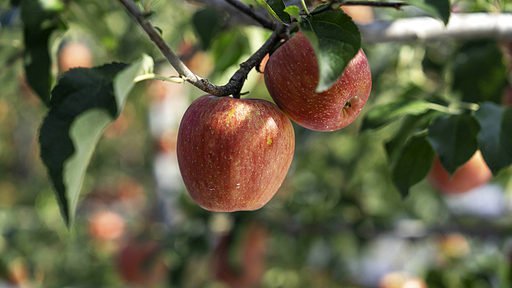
360 13 512 44
118 0 285 97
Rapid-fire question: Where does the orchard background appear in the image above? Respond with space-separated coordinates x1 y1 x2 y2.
1 0 512 287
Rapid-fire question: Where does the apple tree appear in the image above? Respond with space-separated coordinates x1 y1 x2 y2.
1 0 512 286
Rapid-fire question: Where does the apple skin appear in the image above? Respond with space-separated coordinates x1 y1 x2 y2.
177 95 295 212
428 150 492 194
264 31 372 132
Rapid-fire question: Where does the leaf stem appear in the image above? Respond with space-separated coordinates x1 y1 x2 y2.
301 0 311 16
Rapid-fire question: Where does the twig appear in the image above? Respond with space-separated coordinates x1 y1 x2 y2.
118 0 286 97
343 0 407 9
223 0 275 30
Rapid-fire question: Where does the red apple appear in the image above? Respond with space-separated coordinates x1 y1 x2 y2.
264 31 372 132
428 150 492 194
177 95 295 212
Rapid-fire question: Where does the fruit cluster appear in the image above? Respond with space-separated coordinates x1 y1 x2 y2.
177 31 372 212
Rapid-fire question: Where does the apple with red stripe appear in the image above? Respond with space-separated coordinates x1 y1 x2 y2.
177 95 295 212
264 31 372 132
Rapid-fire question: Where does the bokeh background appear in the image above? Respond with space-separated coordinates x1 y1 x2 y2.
1 0 512 287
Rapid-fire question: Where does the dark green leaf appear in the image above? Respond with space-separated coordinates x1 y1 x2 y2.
210 29 250 76
192 7 222 50
255 0 291 24
385 111 442 168
452 41 508 104
20 0 65 105
299 8 361 92
360 99 437 132
39 55 153 227
474 102 512 175
427 114 480 175
391 136 435 198
404 0 451 24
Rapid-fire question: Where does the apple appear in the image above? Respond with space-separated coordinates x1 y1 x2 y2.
177 95 295 212
116 240 168 286
428 150 492 194
264 31 372 132
379 272 428 288
438 233 470 258
213 223 269 288
88 210 126 241
58 41 93 73
342 6 374 24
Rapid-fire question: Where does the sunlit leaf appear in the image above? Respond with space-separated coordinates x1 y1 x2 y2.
39 55 153 227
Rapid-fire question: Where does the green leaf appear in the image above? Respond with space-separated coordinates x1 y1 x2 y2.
255 0 291 24
360 99 437 132
427 114 480 175
284 5 300 20
385 111 442 168
20 0 66 105
391 135 435 197
299 7 361 93
210 29 250 76
474 102 512 175
39 55 153 227
452 41 508 104
192 7 222 50
404 0 451 24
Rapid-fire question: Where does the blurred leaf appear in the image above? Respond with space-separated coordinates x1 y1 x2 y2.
210 29 250 76
299 7 361 92
391 135 435 197
192 7 222 50
360 99 437 132
20 0 66 105
284 5 300 20
39 55 153 227
474 102 512 175
427 114 480 175
255 0 291 24
453 41 508 104
385 111 442 167
404 0 451 24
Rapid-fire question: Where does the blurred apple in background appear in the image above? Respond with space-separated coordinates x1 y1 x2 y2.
428 150 492 194
342 6 374 24
88 210 126 242
438 233 470 259
213 223 269 288
58 41 93 73
379 271 428 288
116 240 168 287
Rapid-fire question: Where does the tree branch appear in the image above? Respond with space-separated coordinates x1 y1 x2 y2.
360 13 512 44
118 0 286 97
223 0 275 30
